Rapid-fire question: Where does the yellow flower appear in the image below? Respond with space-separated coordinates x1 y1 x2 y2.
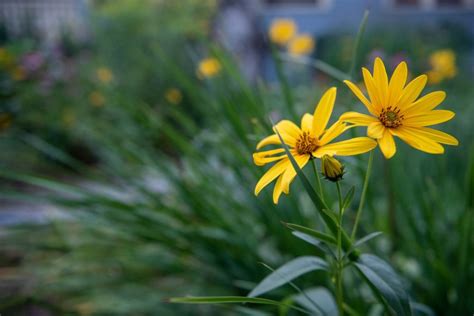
165 88 182 104
197 58 221 78
0 48 13 67
96 67 113 84
89 91 105 107
321 155 344 182
254 87 377 204
11 67 26 81
429 49 457 81
288 34 315 56
0 113 12 132
341 57 458 159
269 18 297 45
427 70 443 85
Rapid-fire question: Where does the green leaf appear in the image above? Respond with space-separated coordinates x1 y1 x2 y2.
353 232 383 248
248 256 328 298
345 232 383 259
292 287 337 316
285 222 336 245
169 296 279 305
342 186 355 212
291 231 336 258
272 125 353 253
353 254 412 316
169 296 311 314
411 302 435 316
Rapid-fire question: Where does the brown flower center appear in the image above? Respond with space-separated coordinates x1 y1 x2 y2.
379 106 404 128
296 131 318 155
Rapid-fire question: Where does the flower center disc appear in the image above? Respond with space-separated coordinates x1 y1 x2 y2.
296 132 318 155
379 106 404 128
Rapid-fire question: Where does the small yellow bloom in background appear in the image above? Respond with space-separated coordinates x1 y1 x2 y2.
269 18 297 45
253 87 377 204
321 155 344 182
428 49 457 81
96 67 113 84
89 91 105 107
341 57 458 159
11 67 26 81
288 34 315 56
62 110 76 127
165 88 182 105
0 47 13 67
427 70 443 85
197 57 221 79
0 113 12 132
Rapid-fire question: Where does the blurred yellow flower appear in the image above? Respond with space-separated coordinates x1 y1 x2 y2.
269 18 297 45
89 91 105 107
254 87 376 204
288 34 315 56
11 67 26 81
321 155 344 182
0 47 13 67
427 49 457 84
341 57 458 159
96 67 113 84
0 113 12 132
165 88 182 104
197 57 221 78
62 110 76 127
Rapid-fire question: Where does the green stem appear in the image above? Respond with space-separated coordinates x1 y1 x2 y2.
311 159 325 204
351 151 374 240
270 44 297 121
349 10 370 79
335 181 344 316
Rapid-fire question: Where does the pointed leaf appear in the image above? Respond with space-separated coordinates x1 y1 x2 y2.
248 256 328 298
293 287 338 316
169 296 310 314
345 232 383 259
353 254 411 316
342 186 355 211
285 222 336 245
291 231 336 258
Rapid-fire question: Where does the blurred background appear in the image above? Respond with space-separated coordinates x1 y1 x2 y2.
0 0 473 315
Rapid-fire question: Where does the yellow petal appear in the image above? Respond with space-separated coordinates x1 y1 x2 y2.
390 127 445 154
255 158 290 196
399 126 458 146
378 129 396 159
373 57 389 106
256 134 280 150
313 137 377 157
274 120 301 139
387 61 408 107
396 75 427 109
402 91 446 116
319 121 351 146
253 148 286 166
301 113 313 132
367 122 385 139
403 110 455 127
339 111 378 126
272 174 284 204
343 80 377 115
280 154 310 194
312 87 337 138
362 67 382 111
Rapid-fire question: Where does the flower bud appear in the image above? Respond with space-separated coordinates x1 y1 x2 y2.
321 155 344 182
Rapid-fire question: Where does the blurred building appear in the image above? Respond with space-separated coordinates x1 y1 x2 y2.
261 0 474 36
0 0 88 43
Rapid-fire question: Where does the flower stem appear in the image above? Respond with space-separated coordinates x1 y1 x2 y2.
351 151 374 240
335 181 344 316
311 159 325 204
